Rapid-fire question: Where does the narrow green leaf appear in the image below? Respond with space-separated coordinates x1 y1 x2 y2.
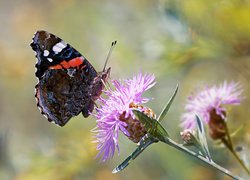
230 125 243 138
157 84 179 122
133 110 169 140
112 135 157 173
195 115 211 160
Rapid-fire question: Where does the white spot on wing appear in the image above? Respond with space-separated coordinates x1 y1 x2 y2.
47 58 53 62
32 32 36 40
52 41 67 54
57 41 67 48
43 50 49 57
43 114 48 119
37 106 42 112
52 46 63 54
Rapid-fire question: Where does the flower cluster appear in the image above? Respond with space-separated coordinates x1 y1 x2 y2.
92 73 156 161
181 81 244 131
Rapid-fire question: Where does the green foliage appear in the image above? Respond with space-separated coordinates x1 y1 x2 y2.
157 84 178 122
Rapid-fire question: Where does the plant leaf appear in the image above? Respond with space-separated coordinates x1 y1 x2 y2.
157 84 178 122
133 110 169 140
195 115 211 160
112 135 157 173
230 125 243 138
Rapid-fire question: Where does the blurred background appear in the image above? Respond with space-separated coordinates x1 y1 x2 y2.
0 0 250 179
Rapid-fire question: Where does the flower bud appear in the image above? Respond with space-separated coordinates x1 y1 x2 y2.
180 129 196 144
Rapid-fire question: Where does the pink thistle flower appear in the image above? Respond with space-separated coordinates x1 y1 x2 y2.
92 73 156 162
181 81 244 131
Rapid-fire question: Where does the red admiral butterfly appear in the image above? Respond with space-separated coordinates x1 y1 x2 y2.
31 30 115 127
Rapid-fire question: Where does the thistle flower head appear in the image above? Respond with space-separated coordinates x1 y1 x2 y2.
92 73 156 162
181 81 243 139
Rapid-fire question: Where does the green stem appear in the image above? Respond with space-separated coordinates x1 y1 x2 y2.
222 122 250 175
229 143 250 176
224 122 233 148
162 137 241 180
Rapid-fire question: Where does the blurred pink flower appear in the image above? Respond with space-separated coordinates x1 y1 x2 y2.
92 73 156 162
181 81 244 130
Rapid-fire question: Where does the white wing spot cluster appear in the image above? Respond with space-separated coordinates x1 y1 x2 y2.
43 50 49 57
52 41 67 54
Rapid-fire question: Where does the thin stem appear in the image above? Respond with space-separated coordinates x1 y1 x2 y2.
162 137 241 180
228 143 250 176
224 122 233 148
222 122 250 175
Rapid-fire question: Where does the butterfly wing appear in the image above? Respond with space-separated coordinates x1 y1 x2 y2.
31 31 98 126
31 30 97 78
35 69 95 126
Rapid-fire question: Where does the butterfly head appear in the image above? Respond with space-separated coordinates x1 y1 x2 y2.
101 67 111 83
91 67 111 101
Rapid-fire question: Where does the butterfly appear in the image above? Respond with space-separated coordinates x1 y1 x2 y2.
30 30 115 126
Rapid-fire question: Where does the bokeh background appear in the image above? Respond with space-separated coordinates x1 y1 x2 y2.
0 0 250 179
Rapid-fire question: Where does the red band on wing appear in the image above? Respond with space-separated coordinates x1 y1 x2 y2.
68 57 84 67
49 57 84 69
60 61 71 69
49 64 63 69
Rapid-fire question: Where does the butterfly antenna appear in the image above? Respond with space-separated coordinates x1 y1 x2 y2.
103 41 117 71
